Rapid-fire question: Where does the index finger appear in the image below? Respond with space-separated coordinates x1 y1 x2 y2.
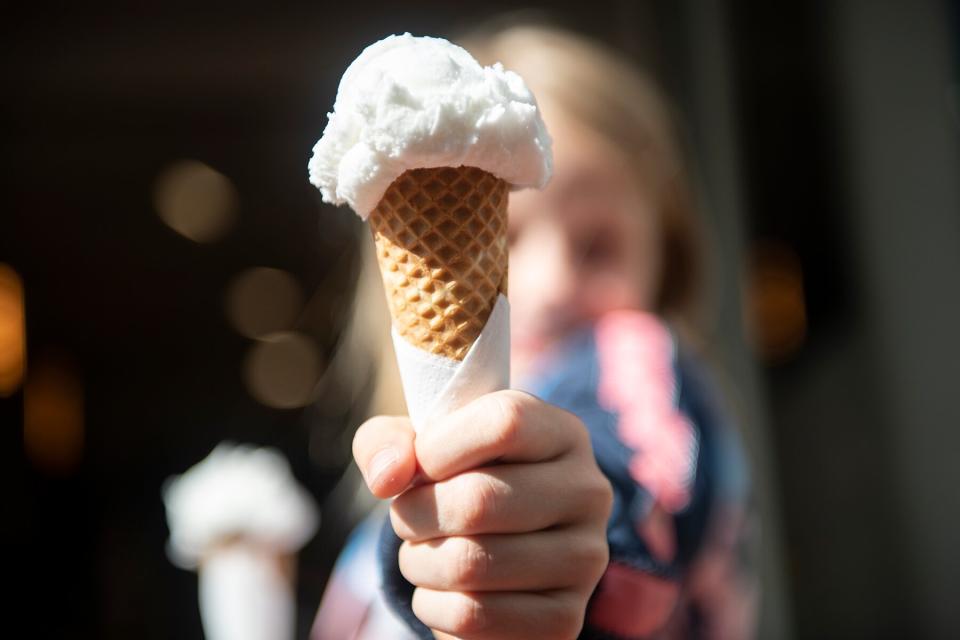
416 389 587 482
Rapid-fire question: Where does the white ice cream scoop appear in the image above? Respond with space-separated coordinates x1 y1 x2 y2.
308 33 553 218
162 443 319 640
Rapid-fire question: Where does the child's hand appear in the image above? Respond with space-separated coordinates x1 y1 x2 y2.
353 390 613 640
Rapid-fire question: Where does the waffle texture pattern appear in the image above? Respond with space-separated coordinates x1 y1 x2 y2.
369 166 508 361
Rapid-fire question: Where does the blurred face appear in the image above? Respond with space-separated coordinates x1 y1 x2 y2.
509 106 663 380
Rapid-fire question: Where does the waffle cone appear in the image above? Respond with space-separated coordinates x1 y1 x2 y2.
369 166 508 361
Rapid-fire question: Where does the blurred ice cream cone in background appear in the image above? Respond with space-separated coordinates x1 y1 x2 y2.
163 444 318 640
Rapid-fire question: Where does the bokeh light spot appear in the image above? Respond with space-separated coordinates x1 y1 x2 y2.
243 332 322 409
24 352 84 475
743 241 808 364
0 264 26 397
154 159 238 242
225 268 304 339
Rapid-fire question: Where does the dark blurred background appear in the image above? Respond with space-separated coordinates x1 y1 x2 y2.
3 1 959 638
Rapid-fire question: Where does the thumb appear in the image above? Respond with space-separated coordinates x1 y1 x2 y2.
352 415 417 499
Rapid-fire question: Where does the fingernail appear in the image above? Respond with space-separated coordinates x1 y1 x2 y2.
368 448 399 487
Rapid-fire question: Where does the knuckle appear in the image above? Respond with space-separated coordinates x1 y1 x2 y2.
562 533 609 592
596 475 615 514
563 610 587 638
581 538 611 582
490 390 528 443
448 537 490 587
543 599 584 639
567 415 593 453
583 471 614 519
453 473 500 532
448 595 488 636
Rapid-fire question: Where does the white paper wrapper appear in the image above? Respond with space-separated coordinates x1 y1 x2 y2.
199 545 294 640
391 293 510 431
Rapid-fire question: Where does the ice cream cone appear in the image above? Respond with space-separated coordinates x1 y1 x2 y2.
308 34 551 427
368 165 508 361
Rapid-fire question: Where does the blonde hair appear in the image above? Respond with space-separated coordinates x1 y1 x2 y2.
459 23 704 334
